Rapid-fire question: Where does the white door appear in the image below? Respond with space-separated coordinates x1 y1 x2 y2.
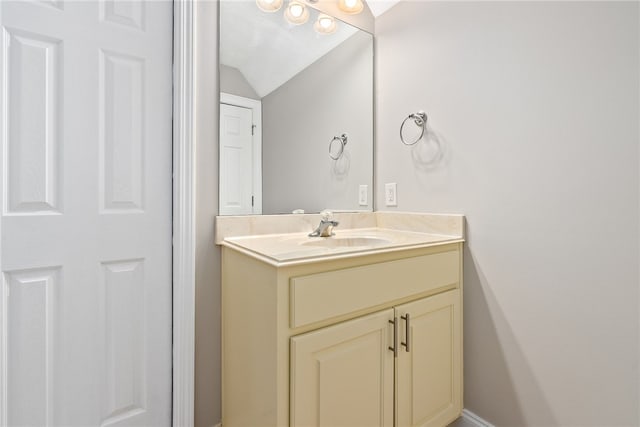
219 103 255 215
0 1 173 426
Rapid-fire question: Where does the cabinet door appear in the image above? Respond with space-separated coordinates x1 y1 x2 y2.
396 290 462 427
290 309 395 427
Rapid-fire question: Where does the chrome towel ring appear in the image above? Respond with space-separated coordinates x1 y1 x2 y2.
329 133 348 160
400 111 427 145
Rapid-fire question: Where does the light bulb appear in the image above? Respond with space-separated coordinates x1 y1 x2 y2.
256 0 283 12
284 1 309 25
290 3 303 17
314 14 337 34
337 0 363 14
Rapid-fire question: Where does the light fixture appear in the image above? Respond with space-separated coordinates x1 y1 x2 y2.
284 1 309 25
337 0 364 14
256 0 283 13
314 13 337 35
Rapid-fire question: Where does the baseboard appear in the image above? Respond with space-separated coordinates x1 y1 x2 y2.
219 412 488 427
463 409 495 427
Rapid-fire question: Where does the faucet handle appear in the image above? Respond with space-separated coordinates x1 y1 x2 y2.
320 210 333 222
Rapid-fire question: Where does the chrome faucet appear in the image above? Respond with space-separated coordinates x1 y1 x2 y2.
309 211 339 237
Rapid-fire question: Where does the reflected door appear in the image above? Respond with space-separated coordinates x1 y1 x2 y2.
219 103 255 215
0 1 173 425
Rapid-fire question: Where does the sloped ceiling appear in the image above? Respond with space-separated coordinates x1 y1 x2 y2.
220 1 358 97
365 0 401 17
220 0 399 98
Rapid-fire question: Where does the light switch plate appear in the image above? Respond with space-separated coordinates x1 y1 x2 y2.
358 185 368 206
385 183 397 206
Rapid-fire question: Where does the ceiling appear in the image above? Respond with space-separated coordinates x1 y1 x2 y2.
219 0 400 98
365 0 401 17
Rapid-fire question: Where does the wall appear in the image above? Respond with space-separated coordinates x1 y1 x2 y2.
262 31 373 214
194 2 221 426
376 2 639 426
219 64 260 100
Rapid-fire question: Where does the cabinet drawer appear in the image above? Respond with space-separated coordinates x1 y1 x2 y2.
290 250 459 328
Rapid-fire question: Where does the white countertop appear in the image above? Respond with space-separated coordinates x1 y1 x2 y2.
221 227 464 266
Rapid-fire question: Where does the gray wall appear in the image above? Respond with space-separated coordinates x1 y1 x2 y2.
195 2 220 426
219 64 260 100
198 2 639 426
262 31 373 214
376 2 639 426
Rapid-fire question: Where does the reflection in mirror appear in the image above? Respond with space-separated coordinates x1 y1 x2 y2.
219 0 373 215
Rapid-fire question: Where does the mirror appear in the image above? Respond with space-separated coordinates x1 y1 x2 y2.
219 0 374 215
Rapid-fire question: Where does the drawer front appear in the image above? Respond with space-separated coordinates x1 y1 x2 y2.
290 250 459 329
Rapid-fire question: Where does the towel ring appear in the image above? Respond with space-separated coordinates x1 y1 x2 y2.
400 111 427 145
329 133 348 160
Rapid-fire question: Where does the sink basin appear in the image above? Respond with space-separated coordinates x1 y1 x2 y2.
302 236 392 248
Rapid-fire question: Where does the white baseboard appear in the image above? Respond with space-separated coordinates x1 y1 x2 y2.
463 409 495 427
219 411 488 427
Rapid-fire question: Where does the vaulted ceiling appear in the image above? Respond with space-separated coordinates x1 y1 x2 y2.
219 0 400 98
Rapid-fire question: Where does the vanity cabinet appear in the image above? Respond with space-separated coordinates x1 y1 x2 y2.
290 290 461 427
290 308 395 427
222 242 463 427
395 290 462 427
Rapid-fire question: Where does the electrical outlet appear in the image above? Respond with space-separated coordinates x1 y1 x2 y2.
385 183 397 207
358 185 368 206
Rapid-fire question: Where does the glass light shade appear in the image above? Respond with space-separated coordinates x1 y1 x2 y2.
337 0 364 14
284 1 309 25
314 14 337 34
256 0 283 12
290 3 304 17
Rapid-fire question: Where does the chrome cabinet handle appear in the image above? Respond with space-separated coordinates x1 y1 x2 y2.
388 317 398 357
401 313 410 352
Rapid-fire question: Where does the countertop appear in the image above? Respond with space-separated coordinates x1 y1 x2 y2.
221 226 464 267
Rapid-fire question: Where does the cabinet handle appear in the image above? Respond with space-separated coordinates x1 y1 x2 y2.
388 317 398 357
401 313 410 352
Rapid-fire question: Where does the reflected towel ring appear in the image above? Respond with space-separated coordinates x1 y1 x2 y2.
400 111 427 145
329 133 348 160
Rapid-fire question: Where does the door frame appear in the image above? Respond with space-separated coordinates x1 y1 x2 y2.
219 92 262 215
173 0 196 425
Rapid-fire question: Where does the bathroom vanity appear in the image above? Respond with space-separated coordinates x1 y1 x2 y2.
217 212 464 427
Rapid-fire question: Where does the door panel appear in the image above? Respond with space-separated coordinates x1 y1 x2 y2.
0 1 172 425
290 309 395 427
99 50 145 213
4 28 62 215
396 290 462 427
99 259 146 427
5 267 60 426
